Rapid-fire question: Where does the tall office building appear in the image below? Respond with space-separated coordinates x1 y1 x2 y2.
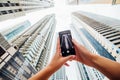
0 14 56 80
0 33 37 80
49 66 68 80
0 0 56 79
66 0 120 5
16 14 56 70
0 0 54 21
70 11 120 80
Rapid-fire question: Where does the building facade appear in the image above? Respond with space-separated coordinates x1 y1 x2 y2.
0 14 56 80
0 33 37 80
66 0 120 5
71 11 120 80
0 0 54 21
49 66 68 80
72 11 120 62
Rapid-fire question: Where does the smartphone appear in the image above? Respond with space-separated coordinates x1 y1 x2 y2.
59 30 75 57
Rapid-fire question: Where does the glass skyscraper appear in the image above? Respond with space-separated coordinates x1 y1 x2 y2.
0 14 56 80
70 11 120 80
0 0 53 21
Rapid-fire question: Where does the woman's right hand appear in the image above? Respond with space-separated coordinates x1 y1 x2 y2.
73 39 120 80
72 39 96 67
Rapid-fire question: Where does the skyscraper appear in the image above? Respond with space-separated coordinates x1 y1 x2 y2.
66 0 120 5
0 0 57 79
0 32 37 80
0 0 53 21
49 66 68 80
0 14 56 80
70 11 120 80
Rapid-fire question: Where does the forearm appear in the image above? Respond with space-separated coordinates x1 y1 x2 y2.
28 65 56 80
92 54 120 80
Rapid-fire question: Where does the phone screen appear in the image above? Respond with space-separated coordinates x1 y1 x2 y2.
59 30 75 57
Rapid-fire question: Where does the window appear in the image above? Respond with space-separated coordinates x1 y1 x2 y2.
110 37 120 42
0 46 6 57
3 3 9 7
116 49 120 53
15 3 19 6
106 33 120 39
100 29 115 34
7 1 10 3
94 26 104 30
11 3 15 6
14 9 18 12
1 11 7 15
0 3 3 7
103 31 119 36
98 27 111 32
19 9 22 12
8 10 13 13
114 42 120 45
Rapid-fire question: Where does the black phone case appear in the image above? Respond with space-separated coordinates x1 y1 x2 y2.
59 30 76 57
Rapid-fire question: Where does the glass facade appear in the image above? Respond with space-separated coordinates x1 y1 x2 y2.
0 33 37 80
5 20 31 41
70 11 120 80
80 28 115 61
73 11 120 61
49 66 68 80
0 14 56 80
0 0 54 21
71 25 106 80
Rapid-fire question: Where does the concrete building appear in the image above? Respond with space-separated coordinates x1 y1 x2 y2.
70 11 120 80
0 0 54 21
0 33 37 80
66 0 120 5
72 11 120 62
0 14 56 80
49 66 68 80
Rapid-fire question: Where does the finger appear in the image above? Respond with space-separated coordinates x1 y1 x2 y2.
72 39 79 46
73 39 85 47
56 38 60 50
56 38 61 55
63 55 76 61
64 63 70 66
72 55 77 60
59 52 62 56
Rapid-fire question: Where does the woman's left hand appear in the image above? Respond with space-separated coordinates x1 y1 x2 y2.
48 38 75 72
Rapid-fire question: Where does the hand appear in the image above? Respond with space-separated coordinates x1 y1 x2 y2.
48 38 75 72
72 39 95 67
28 38 75 80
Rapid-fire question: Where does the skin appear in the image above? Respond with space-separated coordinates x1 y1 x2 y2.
73 40 120 80
29 39 75 80
29 39 120 80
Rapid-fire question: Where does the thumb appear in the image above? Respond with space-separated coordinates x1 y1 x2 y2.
63 55 76 61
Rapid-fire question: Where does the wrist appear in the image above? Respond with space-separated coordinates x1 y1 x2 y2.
91 54 100 67
41 65 56 79
47 63 60 73
46 64 55 72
